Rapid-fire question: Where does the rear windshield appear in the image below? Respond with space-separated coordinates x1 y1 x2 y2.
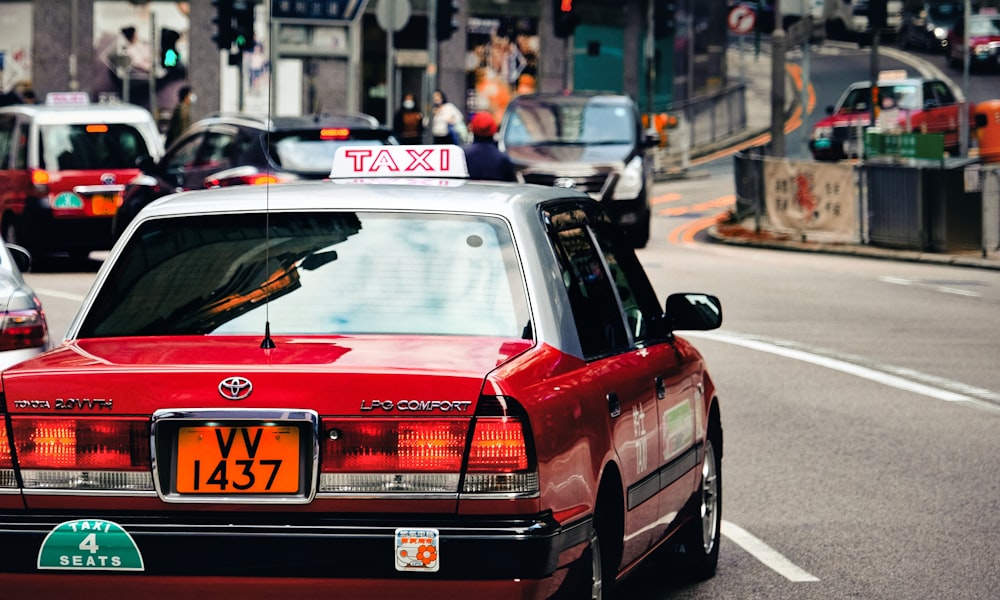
40 123 153 171
77 211 530 339
969 16 1000 37
267 129 396 176
502 99 636 147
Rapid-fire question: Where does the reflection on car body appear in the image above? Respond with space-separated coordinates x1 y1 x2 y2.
0 145 724 598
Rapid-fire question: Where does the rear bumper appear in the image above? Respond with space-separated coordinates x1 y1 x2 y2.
0 511 591 594
0 573 559 599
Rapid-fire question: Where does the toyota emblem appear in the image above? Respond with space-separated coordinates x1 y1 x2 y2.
218 376 253 400
100 173 117 185
553 177 576 189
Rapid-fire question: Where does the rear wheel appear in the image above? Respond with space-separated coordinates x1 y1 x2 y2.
676 435 722 581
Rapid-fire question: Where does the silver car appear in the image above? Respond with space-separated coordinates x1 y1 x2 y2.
0 242 48 370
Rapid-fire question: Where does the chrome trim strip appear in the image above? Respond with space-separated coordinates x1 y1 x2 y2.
73 184 125 194
22 489 158 497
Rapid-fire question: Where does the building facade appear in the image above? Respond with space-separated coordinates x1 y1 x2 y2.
1 0 728 128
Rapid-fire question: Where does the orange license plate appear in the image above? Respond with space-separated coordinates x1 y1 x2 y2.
175 425 300 494
90 193 120 216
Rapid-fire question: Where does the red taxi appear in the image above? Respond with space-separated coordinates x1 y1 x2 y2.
808 71 964 160
0 93 163 260
0 145 723 598
948 12 1000 71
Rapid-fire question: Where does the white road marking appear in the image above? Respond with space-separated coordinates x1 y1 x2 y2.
32 288 87 302
722 520 820 582
879 275 982 298
685 330 1000 411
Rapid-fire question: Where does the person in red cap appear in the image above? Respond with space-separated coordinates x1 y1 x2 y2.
463 112 516 182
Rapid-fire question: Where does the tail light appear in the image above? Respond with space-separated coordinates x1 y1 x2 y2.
319 396 538 496
204 166 290 189
30 169 50 196
10 417 153 490
0 420 15 489
462 396 538 495
320 419 465 493
0 300 49 351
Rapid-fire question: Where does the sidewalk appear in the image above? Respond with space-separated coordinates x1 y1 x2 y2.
682 42 1000 271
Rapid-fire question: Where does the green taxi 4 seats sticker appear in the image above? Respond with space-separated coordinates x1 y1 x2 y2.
37 519 144 571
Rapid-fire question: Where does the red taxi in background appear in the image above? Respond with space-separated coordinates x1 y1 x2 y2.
0 92 163 260
948 11 1000 71
0 145 724 598
809 70 964 160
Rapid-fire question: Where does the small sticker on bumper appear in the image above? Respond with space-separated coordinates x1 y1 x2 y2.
37 519 144 571
395 528 440 572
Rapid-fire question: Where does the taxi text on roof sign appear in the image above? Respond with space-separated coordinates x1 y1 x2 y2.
329 145 469 180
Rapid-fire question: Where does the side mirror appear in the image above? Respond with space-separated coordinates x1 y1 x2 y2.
136 155 156 174
641 128 660 148
826 105 835 116
664 293 722 332
6 243 32 273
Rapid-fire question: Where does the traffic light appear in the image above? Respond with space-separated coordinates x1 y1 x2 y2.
653 0 676 39
553 0 580 39
232 0 256 51
436 0 459 42
160 28 181 69
868 0 888 31
212 0 234 50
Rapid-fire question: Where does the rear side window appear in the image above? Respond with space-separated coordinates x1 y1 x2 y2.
77 211 530 339
0 115 14 169
547 206 629 360
40 123 152 171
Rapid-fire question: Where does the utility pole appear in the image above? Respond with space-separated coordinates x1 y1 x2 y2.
771 0 786 157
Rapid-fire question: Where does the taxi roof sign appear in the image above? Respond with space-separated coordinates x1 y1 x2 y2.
330 145 469 180
45 91 90 105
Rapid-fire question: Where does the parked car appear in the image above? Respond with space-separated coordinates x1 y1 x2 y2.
809 71 965 160
899 1 964 52
497 92 658 248
112 112 397 240
0 241 48 370
0 144 724 597
0 93 163 259
948 12 1000 70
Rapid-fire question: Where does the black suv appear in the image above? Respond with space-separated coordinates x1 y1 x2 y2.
113 112 396 240
498 92 658 248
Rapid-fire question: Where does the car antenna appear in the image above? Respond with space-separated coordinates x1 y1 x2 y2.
260 17 276 351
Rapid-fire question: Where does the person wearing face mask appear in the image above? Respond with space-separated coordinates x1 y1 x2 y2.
165 85 196 148
393 93 425 145
428 89 467 145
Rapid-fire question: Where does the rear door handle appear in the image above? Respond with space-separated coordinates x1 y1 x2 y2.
607 392 621 418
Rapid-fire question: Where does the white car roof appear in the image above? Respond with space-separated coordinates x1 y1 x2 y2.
0 103 159 126
135 180 581 222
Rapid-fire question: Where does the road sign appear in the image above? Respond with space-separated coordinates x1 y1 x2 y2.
728 5 756 35
376 0 411 33
272 0 368 23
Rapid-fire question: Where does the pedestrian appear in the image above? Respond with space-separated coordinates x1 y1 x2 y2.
393 93 424 145
165 85 195 148
462 112 516 182
428 89 467 145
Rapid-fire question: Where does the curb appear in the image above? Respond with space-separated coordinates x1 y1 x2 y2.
706 224 1000 271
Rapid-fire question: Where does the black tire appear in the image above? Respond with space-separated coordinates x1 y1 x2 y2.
626 210 651 249
676 434 722 582
557 481 623 600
